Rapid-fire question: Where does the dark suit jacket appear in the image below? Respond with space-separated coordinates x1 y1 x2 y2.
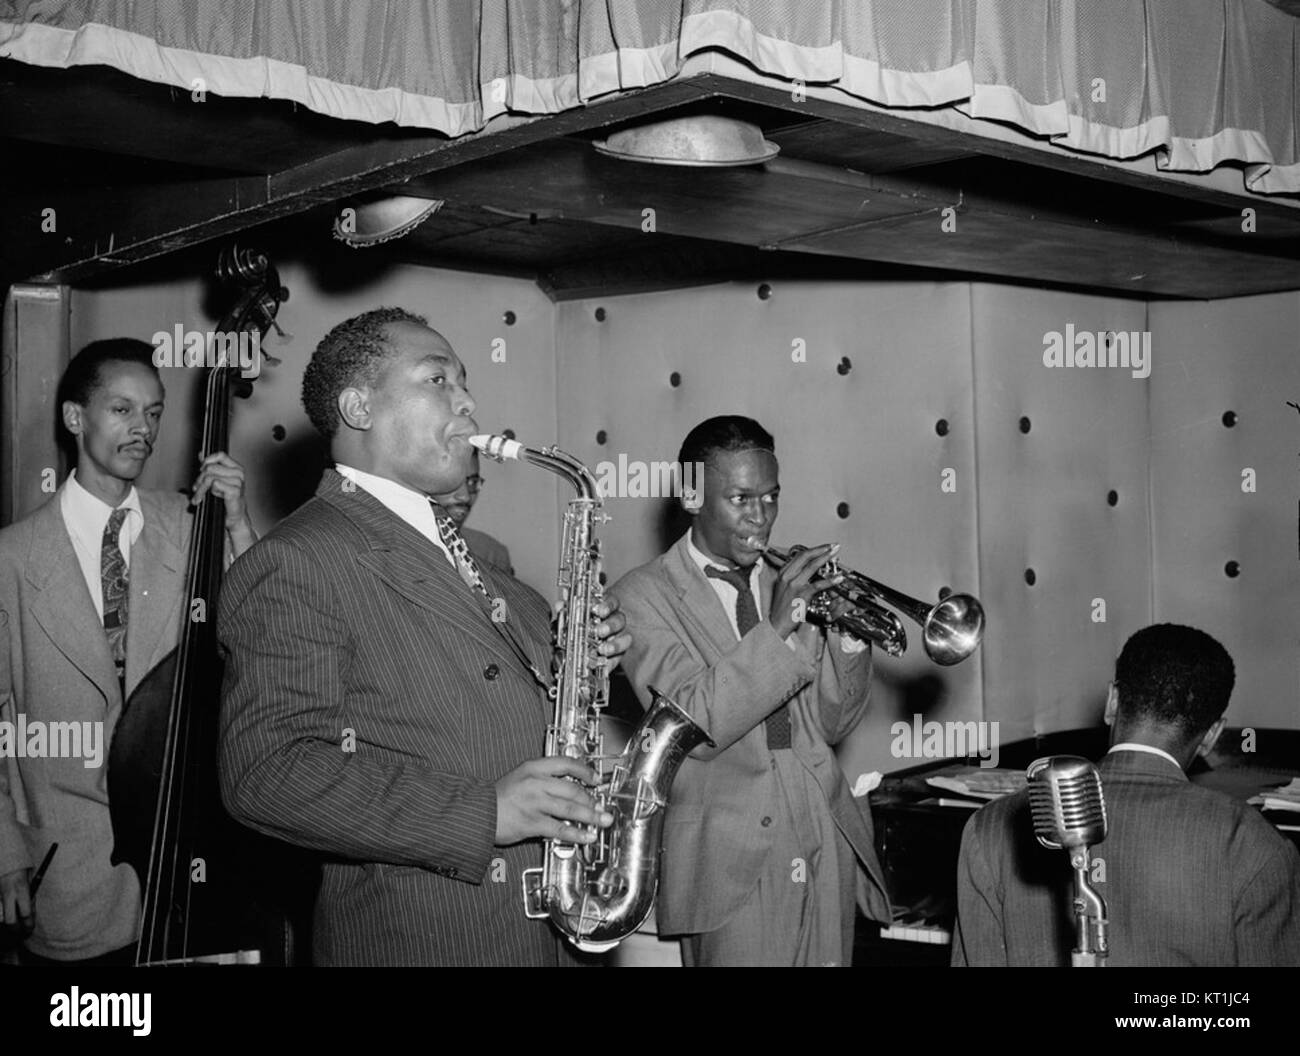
610 533 891 936
0 486 190 958
218 469 569 966
462 526 513 576
952 750 1300 966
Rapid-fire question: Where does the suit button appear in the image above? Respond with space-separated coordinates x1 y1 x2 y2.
446 867 458 878
483 664 500 681
760 816 772 827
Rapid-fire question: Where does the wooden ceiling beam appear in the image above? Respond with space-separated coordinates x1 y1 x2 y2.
1 77 720 286
699 75 1300 222
404 135 1299 299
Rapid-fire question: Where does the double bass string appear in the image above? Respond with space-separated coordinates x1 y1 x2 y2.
142 359 228 964
122 255 284 967
180 359 232 962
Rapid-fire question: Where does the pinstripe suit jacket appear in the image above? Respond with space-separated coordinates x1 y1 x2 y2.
952 750 1300 966
0 486 190 959
218 469 570 966
610 533 892 936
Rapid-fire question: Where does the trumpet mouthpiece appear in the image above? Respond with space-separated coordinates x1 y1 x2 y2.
470 434 523 461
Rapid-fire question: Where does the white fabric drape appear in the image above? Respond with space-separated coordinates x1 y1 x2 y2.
2 0 1297 194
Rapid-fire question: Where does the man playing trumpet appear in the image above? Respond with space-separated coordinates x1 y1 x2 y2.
610 415 891 966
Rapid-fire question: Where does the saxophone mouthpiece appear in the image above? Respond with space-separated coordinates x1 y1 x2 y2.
470 434 523 462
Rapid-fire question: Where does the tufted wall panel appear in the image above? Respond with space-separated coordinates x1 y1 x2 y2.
1148 294 1300 732
970 285 1153 742
67 263 1299 776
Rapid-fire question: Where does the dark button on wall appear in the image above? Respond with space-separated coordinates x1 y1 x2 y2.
760 816 773 828
483 664 500 681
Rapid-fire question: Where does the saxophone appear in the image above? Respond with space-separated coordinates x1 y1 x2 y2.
470 434 713 953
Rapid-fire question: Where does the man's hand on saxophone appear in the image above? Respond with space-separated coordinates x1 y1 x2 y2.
494 599 625 846
592 595 631 667
493 758 615 846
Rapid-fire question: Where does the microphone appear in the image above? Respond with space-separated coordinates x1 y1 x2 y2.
1026 755 1110 966
1027 755 1107 851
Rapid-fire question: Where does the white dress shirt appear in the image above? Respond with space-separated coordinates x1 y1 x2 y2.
60 470 144 621
1107 742 1182 770
335 464 455 567
687 533 764 638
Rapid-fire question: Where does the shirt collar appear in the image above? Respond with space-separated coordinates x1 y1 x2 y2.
1107 742 1182 770
686 531 762 589
63 469 144 541
334 463 452 560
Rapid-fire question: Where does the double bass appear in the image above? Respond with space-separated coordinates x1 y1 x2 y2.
108 246 310 966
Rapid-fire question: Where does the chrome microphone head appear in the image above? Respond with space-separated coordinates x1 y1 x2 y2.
1027 755 1107 851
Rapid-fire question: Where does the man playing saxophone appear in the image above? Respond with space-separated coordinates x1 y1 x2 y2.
610 415 892 966
216 308 629 965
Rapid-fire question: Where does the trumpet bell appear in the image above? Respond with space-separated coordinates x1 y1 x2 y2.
922 593 985 666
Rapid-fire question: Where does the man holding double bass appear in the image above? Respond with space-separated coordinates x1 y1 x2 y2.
0 338 257 965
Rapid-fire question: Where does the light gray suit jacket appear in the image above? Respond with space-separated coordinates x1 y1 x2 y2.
0 486 190 959
610 533 892 936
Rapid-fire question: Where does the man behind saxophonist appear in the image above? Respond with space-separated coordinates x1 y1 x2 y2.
610 415 891 966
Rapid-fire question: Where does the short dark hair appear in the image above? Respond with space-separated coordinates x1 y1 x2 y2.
57 338 160 410
301 307 429 438
678 415 775 469
1114 624 1235 738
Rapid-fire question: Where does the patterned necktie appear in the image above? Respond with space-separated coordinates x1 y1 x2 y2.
101 507 130 683
705 564 791 749
431 503 490 600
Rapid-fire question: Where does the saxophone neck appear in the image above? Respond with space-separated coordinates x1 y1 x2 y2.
471 434 600 501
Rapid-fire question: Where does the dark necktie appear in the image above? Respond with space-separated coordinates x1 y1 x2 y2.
431 503 490 600
704 564 792 749
101 507 129 685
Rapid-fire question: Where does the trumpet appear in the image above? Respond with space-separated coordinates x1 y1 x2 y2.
754 542 985 666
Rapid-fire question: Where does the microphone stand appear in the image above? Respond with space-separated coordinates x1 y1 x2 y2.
1070 846 1109 967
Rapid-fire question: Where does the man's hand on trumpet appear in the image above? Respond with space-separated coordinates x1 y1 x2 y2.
767 542 844 639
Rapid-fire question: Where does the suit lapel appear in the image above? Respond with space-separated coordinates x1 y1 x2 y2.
476 561 553 693
662 534 745 662
125 492 188 697
322 471 542 682
25 495 119 708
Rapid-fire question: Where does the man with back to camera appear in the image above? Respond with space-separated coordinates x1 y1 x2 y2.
610 415 892 966
0 338 257 965
217 307 630 965
952 623 1300 966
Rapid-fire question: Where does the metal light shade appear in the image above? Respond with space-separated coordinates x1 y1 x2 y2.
333 195 443 248
593 115 779 167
